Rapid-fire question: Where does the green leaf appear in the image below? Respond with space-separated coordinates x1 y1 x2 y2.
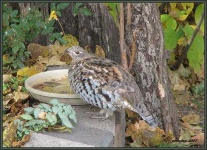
21 114 33 120
161 14 170 23
72 6 79 17
195 4 204 34
50 99 59 105
164 28 179 50
50 3 56 11
191 82 204 96
63 106 72 115
58 111 67 119
17 61 25 68
3 13 9 26
57 38 67 45
52 106 59 114
79 7 92 16
24 120 36 127
62 117 73 128
35 21 45 27
58 102 65 107
166 17 177 30
56 11 61 17
39 103 52 112
24 107 35 114
34 108 41 118
69 113 77 123
52 32 62 38
12 46 19 53
10 10 18 17
75 3 83 8
4 28 14 36
57 3 69 10
46 113 57 125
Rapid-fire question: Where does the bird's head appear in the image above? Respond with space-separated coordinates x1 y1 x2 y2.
65 46 92 61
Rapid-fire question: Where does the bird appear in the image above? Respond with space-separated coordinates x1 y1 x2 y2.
65 46 158 127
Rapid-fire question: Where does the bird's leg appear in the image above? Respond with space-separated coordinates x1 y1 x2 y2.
86 109 114 121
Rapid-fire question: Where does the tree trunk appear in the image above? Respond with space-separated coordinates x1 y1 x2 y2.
126 3 179 138
55 3 179 138
57 3 121 64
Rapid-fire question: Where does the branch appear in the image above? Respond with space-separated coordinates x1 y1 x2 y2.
171 9 204 70
119 3 128 70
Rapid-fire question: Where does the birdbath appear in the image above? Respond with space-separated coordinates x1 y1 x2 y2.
25 69 87 105
24 69 125 147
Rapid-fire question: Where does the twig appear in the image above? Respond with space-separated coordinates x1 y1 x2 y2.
129 31 136 70
171 9 204 70
57 18 65 36
126 3 131 26
119 3 128 70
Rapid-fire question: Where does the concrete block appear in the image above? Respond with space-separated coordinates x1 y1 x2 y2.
24 105 118 147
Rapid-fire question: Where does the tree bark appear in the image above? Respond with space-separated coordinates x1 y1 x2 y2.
57 3 121 64
126 3 179 138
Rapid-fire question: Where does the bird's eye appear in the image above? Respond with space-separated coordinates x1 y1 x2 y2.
75 51 80 54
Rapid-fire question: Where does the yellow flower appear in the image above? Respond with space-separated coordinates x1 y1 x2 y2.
49 11 58 20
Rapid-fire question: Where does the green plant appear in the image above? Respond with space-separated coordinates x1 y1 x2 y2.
50 3 92 19
71 3 92 17
14 99 77 141
3 76 28 95
160 3 204 73
3 3 68 71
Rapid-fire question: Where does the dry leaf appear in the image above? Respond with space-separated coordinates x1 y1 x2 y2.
46 55 66 66
182 114 200 125
13 91 29 102
38 112 46 119
12 134 31 147
62 34 79 48
3 93 15 106
48 43 68 55
10 102 23 114
27 43 49 60
191 133 204 145
95 45 106 58
3 121 18 147
3 74 12 83
17 66 42 77
37 56 49 64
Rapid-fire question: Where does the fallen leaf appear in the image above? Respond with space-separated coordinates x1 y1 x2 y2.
95 45 106 58
10 102 23 114
62 34 79 48
179 128 191 141
178 64 191 78
3 74 12 83
3 93 15 106
46 55 66 66
27 43 49 60
3 121 18 147
191 133 204 145
182 114 200 125
38 112 47 119
173 90 190 106
17 66 42 77
13 91 29 102
12 134 31 147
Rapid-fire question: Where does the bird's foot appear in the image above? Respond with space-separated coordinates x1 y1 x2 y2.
86 109 113 121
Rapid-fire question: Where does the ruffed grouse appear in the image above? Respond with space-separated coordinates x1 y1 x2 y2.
65 46 158 127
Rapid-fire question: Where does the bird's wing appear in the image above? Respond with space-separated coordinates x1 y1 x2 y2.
82 58 135 94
